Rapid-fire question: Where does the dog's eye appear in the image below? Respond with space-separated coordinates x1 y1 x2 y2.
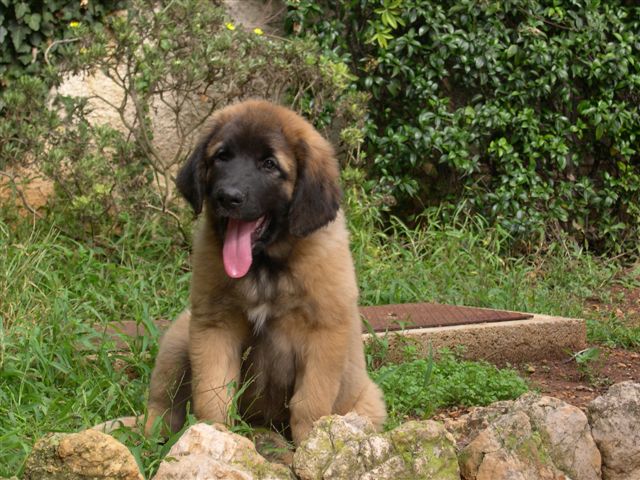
214 147 230 161
262 157 278 171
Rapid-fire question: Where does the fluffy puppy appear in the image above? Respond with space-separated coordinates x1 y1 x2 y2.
146 100 386 444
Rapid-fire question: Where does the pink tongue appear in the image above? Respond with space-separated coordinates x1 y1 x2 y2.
223 218 262 278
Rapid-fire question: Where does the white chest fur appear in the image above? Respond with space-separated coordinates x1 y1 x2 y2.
247 303 272 334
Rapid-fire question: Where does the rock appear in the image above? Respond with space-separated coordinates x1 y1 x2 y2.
24 429 143 480
443 401 513 449
453 393 601 480
0 166 54 214
223 0 285 35
153 423 294 480
292 413 460 480
588 381 640 480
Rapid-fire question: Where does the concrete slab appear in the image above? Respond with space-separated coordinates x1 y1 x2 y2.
364 313 587 364
99 307 587 365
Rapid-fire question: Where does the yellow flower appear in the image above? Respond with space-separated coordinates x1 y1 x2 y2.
69 21 80 28
253 27 264 35
225 22 235 31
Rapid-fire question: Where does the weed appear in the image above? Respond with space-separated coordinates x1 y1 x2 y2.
587 319 640 350
572 347 605 384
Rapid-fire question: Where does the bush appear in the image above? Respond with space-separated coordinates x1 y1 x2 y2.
0 0 123 83
1 76 154 238
1 0 365 240
287 0 640 251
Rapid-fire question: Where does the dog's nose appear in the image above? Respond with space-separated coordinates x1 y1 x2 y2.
216 187 245 209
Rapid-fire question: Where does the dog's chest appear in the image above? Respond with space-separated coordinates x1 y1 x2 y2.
247 303 271 333
238 267 299 334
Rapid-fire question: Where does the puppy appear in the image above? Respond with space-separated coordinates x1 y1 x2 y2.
146 99 386 444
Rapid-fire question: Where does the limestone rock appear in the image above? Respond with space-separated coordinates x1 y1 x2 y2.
453 393 601 480
153 423 293 480
588 381 640 480
24 429 143 480
293 413 460 480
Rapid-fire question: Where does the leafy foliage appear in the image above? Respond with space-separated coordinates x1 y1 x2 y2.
1 76 154 238
1 0 364 239
287 0 640 251
0 0 123 83
371 349 528 426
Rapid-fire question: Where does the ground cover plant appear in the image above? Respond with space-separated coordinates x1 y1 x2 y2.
371 349 528 427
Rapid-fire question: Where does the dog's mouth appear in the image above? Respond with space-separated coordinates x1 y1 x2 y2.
222 216 269 279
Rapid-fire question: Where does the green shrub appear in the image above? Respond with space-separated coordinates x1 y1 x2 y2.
0 0 124 83
1 76 154 238
287 0 640 252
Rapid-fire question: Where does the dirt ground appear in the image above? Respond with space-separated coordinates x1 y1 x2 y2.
514 347 640 410
513 283 640 411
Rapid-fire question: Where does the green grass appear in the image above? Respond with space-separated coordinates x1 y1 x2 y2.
344 168 619 317
587 318 640 349
1 184 637 476
350 210 616 317
0 218 190 476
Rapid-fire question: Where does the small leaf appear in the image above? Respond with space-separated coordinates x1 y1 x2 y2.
11 26 26 50
596 124 604 140
506 44 518 57
14 2 29 19
26 13 41 31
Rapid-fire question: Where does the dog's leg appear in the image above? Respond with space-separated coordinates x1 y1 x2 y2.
350 379 387 430
146 310 192 436
289 327 349 444
189 318 246 425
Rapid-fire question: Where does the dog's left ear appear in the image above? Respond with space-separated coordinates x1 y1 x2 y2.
288 138 342 237
176 140 207 215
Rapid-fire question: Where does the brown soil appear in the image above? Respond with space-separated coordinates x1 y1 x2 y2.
514 281 640 410
514 347 640 410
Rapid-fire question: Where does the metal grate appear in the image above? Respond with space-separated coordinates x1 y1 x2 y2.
360 302 533 332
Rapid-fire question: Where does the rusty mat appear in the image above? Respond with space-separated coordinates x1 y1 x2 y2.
360 302 533 332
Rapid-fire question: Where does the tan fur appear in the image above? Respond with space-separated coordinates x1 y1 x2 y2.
146 100 386 444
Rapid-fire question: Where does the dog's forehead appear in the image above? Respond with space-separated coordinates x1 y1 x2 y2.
220 116 287 153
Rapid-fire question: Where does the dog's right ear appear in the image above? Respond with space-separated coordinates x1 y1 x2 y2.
176 140 207 215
